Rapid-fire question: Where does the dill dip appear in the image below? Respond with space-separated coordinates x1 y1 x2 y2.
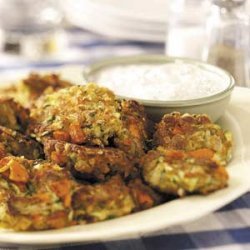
94 61 229 101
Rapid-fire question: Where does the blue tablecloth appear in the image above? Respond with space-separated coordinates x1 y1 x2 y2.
0 28 249 250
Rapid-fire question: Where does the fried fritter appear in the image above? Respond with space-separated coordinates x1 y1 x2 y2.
0 126 43 160
44 139 137 182
115 100 149 157
141 147 228 197
0 73 72 108
72 175 135 223
0 98 29 132
0 156 77 231
72 175 163 224
0 71 234 232
154 112 232 165
29 84 148 158
128 178 163 211
22 73 72 100
0 156 159 231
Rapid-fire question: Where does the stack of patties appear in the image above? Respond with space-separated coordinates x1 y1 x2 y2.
141 112 232 197
0 76 161 231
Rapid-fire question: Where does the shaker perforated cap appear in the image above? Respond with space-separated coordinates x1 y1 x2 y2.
213 0 246 8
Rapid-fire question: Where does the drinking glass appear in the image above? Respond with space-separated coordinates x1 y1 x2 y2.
0 0 64 59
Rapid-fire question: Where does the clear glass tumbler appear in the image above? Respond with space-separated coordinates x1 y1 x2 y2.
0 0 64 59
165 0 210 60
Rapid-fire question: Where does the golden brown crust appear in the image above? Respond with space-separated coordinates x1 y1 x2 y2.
0 156 77 231
154 112 212 148
0 156 156 231
44 139 137 182
29 84 123 146
0 73 72 108
115 100 149 158
153 112 232 165
29 84 148 159
0 98 29 132
128 178 163 211
141 147 228 197
22 73 72 101
72 175 135 223
0 126 44 160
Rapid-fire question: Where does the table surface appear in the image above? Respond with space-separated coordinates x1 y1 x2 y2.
0 28 249 250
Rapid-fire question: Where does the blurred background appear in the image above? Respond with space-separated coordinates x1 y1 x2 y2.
0 0 167 68
0 0 249 85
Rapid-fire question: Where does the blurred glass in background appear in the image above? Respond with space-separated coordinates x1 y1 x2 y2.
165 0 210 60
203 0 250 87
0 0 66 59
165 0 250 87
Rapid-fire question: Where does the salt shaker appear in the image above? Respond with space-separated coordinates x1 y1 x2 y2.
165 0 210 60
203 0 250 87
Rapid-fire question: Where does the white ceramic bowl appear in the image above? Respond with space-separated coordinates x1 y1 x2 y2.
83 55 235 121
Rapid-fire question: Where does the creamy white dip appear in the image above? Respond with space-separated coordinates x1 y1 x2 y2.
94 62 229 101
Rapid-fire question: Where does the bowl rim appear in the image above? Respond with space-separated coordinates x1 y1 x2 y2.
83 54 235 107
